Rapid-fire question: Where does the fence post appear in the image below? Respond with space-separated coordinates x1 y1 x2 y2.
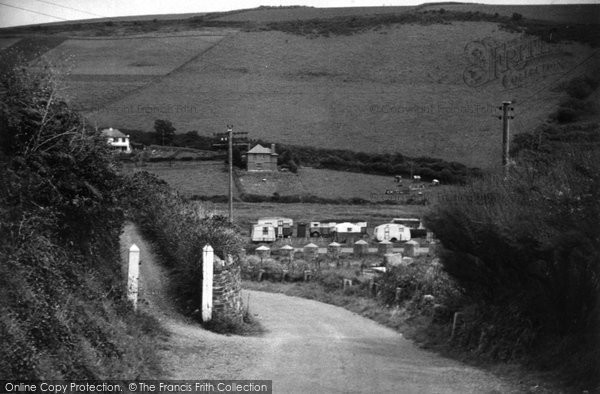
127 244 140 311
343 278 352 290
450 312 463 341
202 245 214 322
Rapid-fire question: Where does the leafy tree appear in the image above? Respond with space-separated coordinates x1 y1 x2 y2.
154 119 175 146
232 146 244 168
278 149 299 173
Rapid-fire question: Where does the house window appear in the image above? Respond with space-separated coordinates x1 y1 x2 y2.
262 227 268 235
347 227 352 232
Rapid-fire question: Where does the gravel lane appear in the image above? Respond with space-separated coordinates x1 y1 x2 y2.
121 223 520 393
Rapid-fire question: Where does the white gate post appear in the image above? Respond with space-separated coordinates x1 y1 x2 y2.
202 245 214 322
127 244 140 310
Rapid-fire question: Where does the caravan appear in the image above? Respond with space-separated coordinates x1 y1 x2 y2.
251 224 276 242
374 223 411 242
251 217 293 242
333 222 368 243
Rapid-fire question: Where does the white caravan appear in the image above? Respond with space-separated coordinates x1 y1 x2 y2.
374 223 411 242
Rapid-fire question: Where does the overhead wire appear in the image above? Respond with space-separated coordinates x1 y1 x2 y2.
30 0 106 18
0 1 69 21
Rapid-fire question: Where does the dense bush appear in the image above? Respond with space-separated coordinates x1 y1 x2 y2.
0 65 162 378
424 150 600 388
513 74 599 162
241 255 370 290
548 75 599 123
377 259 461 311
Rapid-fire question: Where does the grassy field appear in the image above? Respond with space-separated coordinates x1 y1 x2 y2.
0 37 20 49
74 22 593 169
238 166 435 201
123 159 436 202
37 33 226 112
42 33 224 76
60 75 153 112
122 161 235 197
3 6 597 170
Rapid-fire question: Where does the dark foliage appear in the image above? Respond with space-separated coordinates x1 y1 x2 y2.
153 119 176 146
425 150 600 388
257 141 480 184
548 75 600 124
0 65 162 378
512 74 599 161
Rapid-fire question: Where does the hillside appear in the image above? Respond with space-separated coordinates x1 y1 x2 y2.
208 4 599 24
1 5 598 170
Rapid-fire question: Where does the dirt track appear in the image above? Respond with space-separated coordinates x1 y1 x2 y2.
121 223 520 393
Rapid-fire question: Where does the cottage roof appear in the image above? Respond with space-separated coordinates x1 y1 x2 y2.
101 127 126 138
248 144 277 155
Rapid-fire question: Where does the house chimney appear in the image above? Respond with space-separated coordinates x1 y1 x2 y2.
271 143 276 154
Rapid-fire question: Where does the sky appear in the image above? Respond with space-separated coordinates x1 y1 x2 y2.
0 0 597 28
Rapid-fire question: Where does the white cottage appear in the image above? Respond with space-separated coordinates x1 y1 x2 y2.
101 127 131 153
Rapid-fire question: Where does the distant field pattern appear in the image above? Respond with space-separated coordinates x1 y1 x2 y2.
79 22 595 168
43 34 224 75
0 37 20 50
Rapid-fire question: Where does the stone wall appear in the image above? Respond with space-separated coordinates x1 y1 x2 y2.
212 258 243 323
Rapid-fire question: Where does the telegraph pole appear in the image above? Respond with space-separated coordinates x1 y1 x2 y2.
227 124 233 223
500 101 513 178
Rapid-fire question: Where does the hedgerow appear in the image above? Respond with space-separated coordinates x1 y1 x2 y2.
122 171 246 323
0 64 163 378
424 149 600 388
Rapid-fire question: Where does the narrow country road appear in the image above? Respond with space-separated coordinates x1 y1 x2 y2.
121 223 520 393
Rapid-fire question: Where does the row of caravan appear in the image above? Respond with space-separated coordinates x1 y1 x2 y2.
251 217 423 243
